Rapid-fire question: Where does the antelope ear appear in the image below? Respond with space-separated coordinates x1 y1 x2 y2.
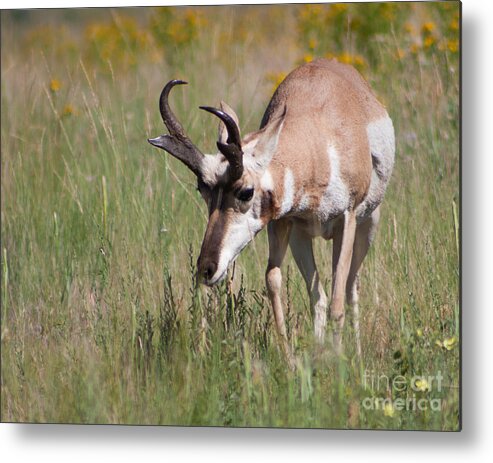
217 101 240 144
252 106 286 171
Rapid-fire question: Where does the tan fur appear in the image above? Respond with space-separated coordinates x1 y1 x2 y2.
260 58 387 218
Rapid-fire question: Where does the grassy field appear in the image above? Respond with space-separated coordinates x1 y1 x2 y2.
1 3 460 430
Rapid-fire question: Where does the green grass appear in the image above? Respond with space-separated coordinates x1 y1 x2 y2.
1 4 459 430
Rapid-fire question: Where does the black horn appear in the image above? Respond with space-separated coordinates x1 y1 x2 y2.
148 80 204 177
159 80 188 139
200 106 244 182
199 106 241 147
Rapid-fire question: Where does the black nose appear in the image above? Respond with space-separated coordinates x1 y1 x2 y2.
200 261 217 282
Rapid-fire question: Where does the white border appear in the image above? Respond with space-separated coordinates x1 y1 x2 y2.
2 0 493 461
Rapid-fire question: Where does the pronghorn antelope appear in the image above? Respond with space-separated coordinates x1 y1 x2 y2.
148 58 395 362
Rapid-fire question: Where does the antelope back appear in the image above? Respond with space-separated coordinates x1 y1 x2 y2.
258 58 393 223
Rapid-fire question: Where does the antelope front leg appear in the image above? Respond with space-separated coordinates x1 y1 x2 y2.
266 219 294 367
330 210 357 355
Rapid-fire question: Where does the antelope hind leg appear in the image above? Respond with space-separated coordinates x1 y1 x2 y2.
345 206 381 358
330 210 357 355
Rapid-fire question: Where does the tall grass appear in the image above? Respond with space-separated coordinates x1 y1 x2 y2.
1 3 459 430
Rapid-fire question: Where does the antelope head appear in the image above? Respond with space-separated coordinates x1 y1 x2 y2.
148 81 285 286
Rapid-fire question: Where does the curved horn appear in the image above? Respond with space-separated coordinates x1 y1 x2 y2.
200 106 243 182
148 80 204 178
199 106 241 147
159 80 188 140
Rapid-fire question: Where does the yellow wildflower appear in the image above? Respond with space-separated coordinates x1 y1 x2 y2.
423 36 436 49
447 39 459 53
422 22 435 34
62 104 75 116
449 19 459 32
443 336 458 350
326 3 348 19
331 4 347 13
50 79 61 92
410 43 420 54
414 378 430 392
300 4 323 20
416 328 423 338
302 53 314 63
383 403 395 417
184 9 197 26
436 336 458 350
308 37 318 51
353 55 366 67
338 52 352 64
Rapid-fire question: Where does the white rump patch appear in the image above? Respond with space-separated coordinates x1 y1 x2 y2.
280 169 295 215
365 116 395 181
356 116 395 219
318 144 350 220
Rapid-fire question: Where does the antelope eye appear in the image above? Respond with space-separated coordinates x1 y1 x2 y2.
236 187 254 202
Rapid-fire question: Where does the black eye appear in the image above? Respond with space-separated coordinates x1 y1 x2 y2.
236 187 254 202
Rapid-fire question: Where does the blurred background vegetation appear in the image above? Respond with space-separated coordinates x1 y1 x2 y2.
1 2 459 429
3 3 459 96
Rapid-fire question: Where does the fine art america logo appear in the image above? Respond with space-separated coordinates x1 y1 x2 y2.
362 370 443 415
